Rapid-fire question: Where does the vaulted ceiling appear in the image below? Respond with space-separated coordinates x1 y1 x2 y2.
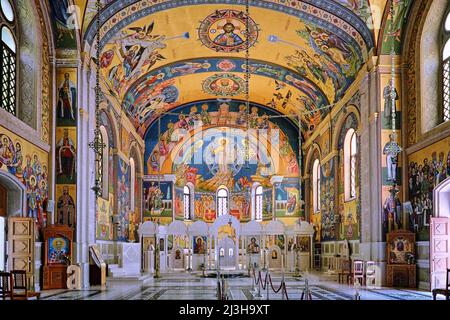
78 0 377 137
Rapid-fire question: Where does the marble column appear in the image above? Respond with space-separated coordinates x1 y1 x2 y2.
359 65 386 283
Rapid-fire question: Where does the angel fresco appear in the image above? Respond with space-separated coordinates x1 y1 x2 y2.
299 24 359 77
108 22 166 92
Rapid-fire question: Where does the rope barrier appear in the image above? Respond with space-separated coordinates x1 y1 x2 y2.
252 268 289 300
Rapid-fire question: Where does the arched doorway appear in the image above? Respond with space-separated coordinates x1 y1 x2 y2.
218 236 235 269
430 177 450 290
0 171 27 271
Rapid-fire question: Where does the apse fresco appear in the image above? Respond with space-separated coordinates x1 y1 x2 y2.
0 128 49 235
143 101 301 222
117 158 131 242
145 102 299 181
407 137 450 241
143 181 173 220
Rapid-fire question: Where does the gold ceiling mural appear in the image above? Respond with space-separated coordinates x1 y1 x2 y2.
72 0 376 135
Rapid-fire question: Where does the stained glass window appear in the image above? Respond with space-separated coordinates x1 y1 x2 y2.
344 129 358 200
254 185 263 221
312 159 321 213
184 186 191 220
217 187 228 217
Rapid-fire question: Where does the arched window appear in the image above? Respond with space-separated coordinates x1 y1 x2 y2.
99 126 109 199
312 159 321 213
130 158 136 211
442 10 450 122
217 187 229 217
344 129 357 201
183 185 193 220
0 0 17 116
253 185 263 221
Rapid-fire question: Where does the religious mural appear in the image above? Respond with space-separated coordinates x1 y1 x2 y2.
96 194 114 241
56 127 77 185
202 74 246 97
380 0 413 54
56 72 77 127
56 185 76 228
247 236 261 254
320 158 337 242
193 236 207 254
122 57 328 136
193 191 216 222
198 9 259 53
142 101 301 222
407 137 450 241
55 67 78 239
275 178 303 218
0 128 49 235
143 181 173 220
48 0 78 57
100 20 175 96
117 158 130 242
380 72 403 240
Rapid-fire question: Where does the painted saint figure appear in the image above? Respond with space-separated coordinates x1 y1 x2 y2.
56 129 76 181
383 186 402 233
383 134 400 182
383 83 399 127
247 237 260 254
57 186 75 227
57 73 77 122
213 22 244 47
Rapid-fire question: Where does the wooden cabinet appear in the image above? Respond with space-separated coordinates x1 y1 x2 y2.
386 264 416 288
386 230 417 288
42 225 73 290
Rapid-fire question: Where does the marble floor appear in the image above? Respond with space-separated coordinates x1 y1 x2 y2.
38 271 443 301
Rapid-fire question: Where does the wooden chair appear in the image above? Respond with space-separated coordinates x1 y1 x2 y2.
10 270 40 300
432 269 450 300
365 261 377 287
350 260 365 286
0 272 12 300
338 259 351 284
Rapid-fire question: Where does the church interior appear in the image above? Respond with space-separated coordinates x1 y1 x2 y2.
1 0 450 302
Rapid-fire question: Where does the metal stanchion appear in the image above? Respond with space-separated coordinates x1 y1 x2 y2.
354 278 361 300
301 278 312 300
266 271 270 300
255 268 262 298
281 271 286 300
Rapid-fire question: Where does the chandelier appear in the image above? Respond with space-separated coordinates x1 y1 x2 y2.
88 0 106 198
